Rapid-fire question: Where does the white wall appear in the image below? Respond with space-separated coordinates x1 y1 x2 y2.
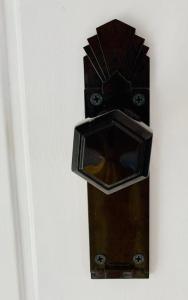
1 0 188 299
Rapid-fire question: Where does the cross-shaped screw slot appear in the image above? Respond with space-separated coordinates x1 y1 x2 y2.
90 93 103 106
95 254 106 265
133 93 145 107
133 254 144 264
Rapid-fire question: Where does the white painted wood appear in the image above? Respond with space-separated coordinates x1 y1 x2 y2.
0 4 20 298
1 0 188 299
0 0 39 299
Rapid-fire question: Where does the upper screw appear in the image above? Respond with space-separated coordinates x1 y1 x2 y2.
133 93 145 107
90 93 103 106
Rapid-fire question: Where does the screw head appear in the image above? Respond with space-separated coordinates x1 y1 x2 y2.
133 93 145 107
90 93 103 106
91 272 96 278
95 254 106 265
133 254 144 264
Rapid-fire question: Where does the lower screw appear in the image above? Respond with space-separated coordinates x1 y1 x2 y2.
95 254 106 265
133 254 144 264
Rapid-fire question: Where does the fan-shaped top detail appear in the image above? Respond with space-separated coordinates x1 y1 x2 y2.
84 19 150 124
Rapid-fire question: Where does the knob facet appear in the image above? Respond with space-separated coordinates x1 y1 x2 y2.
72 109 152 194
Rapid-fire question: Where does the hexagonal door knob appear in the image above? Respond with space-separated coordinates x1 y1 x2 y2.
72 110 152 194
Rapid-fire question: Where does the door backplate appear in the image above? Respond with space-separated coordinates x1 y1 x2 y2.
72 19 151 279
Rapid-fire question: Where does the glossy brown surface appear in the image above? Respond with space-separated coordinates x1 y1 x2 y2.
83 123 142 185
88 178 149 279
72 110 152 194
82 19 150 278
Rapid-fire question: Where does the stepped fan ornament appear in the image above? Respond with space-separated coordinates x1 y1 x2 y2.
84 19 149 122
72 19 152 279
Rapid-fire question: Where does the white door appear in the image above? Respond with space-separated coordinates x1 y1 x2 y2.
1 0 188 299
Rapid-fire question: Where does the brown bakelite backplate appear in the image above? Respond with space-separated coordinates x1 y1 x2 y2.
82 19 150 278
88 179 149 279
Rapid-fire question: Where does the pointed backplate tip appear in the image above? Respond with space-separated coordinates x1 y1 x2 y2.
96 19 136 76
96 19 136 34
85 19 149 83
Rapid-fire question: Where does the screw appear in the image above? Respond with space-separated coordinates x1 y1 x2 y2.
133 93 145 107
90 93 103 106
91 272 96 278
133 254 144 264
95 254 106 265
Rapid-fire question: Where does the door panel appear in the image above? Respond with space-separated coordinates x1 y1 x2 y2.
1 0 188 299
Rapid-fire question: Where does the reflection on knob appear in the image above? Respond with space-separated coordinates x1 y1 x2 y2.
72 110 152 194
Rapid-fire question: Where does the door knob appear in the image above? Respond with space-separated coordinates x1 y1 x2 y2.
72 109 152 194
72 19 152 278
